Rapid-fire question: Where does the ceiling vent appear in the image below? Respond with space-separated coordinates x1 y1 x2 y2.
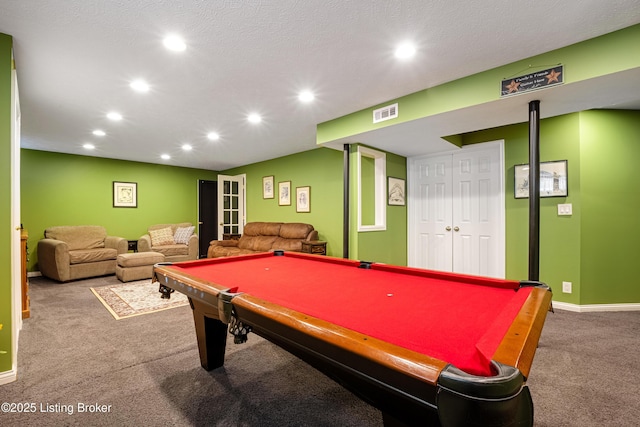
373 103 398 123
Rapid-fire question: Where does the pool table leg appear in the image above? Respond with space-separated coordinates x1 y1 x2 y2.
190 298 228 371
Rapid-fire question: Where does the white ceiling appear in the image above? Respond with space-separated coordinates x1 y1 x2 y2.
1 1 639 170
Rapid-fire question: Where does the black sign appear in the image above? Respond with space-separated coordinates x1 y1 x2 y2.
501 65 564 97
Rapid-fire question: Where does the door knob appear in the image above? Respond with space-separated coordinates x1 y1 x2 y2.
445 226 451 231
454 226 460 232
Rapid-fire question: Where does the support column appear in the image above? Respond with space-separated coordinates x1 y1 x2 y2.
528 100 541 281
343 144 350 259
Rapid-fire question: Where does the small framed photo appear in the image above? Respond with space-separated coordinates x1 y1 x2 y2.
278 181 291 206
113 181 137 208
515 160 568 199
296 186 311 213
262 176 274 199
388 177 405 206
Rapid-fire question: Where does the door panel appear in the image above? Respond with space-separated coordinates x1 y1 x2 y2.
414 154 453 272
198 180 217 258
217 174 245 238
451 145 504 278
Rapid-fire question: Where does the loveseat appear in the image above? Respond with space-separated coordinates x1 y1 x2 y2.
207 222 318 258
137 222 198 262
38 225 127 282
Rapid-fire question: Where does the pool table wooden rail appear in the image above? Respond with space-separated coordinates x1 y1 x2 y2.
493 285 553 379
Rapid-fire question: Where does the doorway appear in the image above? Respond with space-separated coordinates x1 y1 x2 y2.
408 141 505 278
198 180 218 258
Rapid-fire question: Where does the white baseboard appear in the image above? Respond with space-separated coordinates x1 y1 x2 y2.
0 369 17 385
27 271 41 278
552 301 640 312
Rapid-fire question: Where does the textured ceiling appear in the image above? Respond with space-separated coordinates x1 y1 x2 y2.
1 1 639 170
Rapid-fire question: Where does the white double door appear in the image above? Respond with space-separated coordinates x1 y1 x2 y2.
408 141 505 278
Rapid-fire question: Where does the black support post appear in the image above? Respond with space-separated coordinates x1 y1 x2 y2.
528 100 541 282
343 144 350 259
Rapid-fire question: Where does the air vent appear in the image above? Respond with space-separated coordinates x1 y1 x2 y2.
373 103 398 123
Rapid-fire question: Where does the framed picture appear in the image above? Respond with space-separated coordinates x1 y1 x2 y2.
113 181 137 208
515 160 568 199
388 176 405 206
262 176 274 199
278 181 291 206
296 186 311 213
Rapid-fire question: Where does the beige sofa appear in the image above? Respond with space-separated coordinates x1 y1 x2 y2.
207 222 318 258
137 222 198 262
38 225 127 282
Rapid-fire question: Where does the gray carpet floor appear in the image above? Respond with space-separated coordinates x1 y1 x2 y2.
1 275 639 426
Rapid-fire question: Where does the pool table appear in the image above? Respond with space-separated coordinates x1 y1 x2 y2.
154 251 552 427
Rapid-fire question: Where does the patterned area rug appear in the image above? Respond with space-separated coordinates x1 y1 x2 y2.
91 280 188 320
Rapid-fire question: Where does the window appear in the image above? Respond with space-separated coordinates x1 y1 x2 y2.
357 146 386 231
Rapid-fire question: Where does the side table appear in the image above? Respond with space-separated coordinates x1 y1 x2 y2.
223 233 242 240
127 240 138 252
301 240 327 256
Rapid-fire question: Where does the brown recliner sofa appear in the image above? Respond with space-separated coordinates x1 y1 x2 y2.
207 222 318 258
38 225 127 282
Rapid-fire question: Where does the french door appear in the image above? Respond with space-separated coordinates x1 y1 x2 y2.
217 174 246 238
408 141 505 278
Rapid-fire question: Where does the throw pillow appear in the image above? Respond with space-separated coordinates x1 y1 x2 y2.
174 226 195 244
149 227 174 246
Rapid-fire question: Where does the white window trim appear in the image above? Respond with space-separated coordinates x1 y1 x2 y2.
357 145 386 232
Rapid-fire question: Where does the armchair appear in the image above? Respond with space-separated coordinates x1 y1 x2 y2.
137 222 198 262
38 225 127 282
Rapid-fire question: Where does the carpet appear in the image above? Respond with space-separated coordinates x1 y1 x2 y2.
91 279 189 320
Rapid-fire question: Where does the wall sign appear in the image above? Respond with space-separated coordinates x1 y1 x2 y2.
501 65 564 97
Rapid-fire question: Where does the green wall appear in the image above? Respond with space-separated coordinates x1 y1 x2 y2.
21 146 408 269
223 148 344 257
349 146 407 265
463 114 582 304
579 110 640 304
0 33 13 375
21 149 219 271
222 146 408 264
462 110 640 305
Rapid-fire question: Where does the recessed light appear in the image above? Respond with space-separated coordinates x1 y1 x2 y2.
394 42 416 59
182 144 192 151
163 34 186 52
161 154 171 160
207 132 220 141
247 113 262 124
93 130 106 136
130 80 150 92
107 112 122 121
83 143 95 150
298 90 315 103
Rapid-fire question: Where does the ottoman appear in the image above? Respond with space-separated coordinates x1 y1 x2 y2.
116 252 165 282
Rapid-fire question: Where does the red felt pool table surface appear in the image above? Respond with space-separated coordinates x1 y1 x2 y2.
170 251 533 377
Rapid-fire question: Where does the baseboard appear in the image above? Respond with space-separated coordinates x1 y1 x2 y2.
0 369 17 385
27 271 42 278
552 301 640 312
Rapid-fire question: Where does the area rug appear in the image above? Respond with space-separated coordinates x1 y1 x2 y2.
91 280 188 320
